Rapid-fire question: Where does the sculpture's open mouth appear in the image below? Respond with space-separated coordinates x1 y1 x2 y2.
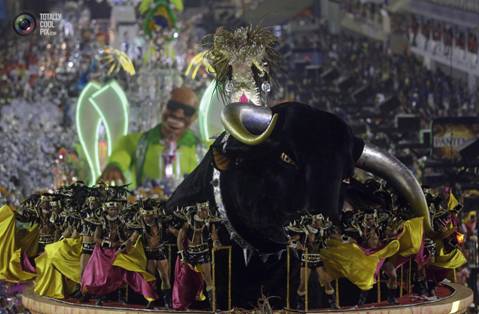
239 93 249 104
230 88 261 107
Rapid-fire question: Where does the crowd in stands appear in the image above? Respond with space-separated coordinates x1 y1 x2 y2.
408 16 479 66
2 6 479 187
275 21 477 155
342 0 388 25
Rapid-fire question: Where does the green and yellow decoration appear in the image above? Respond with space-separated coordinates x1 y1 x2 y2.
98 47 136 77
139 0 183 39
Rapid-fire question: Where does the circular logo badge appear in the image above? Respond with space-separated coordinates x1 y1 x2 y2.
13 13 36 36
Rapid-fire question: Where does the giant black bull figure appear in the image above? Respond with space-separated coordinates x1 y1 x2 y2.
166 25 431 308
166 101 432 308
167 101 432 254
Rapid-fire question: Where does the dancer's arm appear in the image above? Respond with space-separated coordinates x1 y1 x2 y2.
177 223 188 261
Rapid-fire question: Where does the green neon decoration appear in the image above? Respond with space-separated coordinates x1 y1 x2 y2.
90 80 129 156
76 82 102 185
76 80 129 185
198 80 225 143
96 121 105 173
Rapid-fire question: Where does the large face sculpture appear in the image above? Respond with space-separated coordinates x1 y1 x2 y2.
160 87 199 141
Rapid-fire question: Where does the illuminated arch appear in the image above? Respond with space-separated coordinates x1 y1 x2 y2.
76 80 129 185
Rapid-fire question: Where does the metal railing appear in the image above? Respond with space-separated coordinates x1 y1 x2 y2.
163 244 457 310
212 245 232 311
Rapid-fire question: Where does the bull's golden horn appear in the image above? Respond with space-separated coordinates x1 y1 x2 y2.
221 103 278 145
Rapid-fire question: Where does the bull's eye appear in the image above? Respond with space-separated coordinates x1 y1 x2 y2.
280 152 296 167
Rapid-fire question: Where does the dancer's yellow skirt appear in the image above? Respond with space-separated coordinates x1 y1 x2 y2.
320 217 424 291
113 237 156 282
0 205 37 282
320 238 400 291
34 237 82 298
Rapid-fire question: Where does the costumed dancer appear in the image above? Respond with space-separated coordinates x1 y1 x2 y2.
113 202 158 308
287 214 337 309
81 196 129 305
58 182 100 285
320 178 423 306
36 194 63 254
58 198 82 240
323 208 402 307
79 193 103 288
33 192 83 299
64 182 101 301
137 199 173 308
358 211 400 305
414 238 437 297
174 202 222 310
416 190 466 298
81 186 157 306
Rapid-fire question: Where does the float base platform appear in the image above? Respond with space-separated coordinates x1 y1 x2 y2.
22 283 472 314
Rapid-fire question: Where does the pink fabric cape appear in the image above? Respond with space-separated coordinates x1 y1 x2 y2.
388 237 428 269
172 256 204 310
80 245 157 300
22 250 36 273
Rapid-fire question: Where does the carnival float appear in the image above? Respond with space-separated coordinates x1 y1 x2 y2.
0 1 475 313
